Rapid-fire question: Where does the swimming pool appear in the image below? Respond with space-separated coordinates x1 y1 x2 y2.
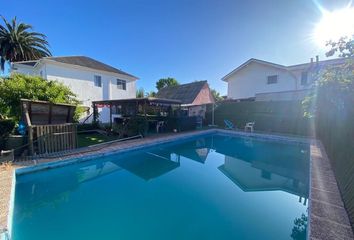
11 133 309 240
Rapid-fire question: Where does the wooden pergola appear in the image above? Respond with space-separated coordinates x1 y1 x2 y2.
92 97 181 128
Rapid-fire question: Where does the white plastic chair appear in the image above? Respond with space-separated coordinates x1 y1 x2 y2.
244 122 255 132
156 121 165 133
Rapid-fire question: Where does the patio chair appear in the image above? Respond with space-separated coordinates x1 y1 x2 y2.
224 119 235 130
244 122 255 132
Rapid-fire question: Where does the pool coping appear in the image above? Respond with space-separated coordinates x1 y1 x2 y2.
1 129 353 239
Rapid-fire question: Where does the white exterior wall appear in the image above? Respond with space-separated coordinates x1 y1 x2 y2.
290 69 315 90
226 62 298 99
12 61 137 123
12 64 39 76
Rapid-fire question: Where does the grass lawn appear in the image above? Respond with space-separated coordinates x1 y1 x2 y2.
77 132 118 148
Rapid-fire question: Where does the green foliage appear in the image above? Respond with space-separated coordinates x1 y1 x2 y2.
0 74 80 120
211 89 223 102
136 87 145 98
73 106 87 122
302 36 354 231
208 101 311 136
326 36 354 58
0 16 51 71
146 91 157 97
291 214 307 240
127 117 148 136
303 36 354 118
0 119 15 150
156 77 179 90
77 133 117 148
0 119 15 138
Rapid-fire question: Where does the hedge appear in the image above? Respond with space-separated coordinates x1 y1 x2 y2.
206 101 311 136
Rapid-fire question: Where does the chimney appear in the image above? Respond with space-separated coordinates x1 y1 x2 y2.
316 55 319 63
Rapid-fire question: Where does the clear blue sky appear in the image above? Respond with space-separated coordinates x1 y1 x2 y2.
2 0 352 95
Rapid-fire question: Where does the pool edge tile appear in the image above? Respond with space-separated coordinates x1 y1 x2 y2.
309 141 354 240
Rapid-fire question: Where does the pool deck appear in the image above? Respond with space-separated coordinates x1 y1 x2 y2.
0 129 353 239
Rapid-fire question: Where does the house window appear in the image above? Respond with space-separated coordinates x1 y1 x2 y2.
94 75 102 87
301 72 308 85
267 75 278 84
117 79 126 90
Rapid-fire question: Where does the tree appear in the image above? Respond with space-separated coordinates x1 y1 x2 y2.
136 88 145 98
0 16 51 71
0 74 79 120
156 77 179 91
302 36 354 118
291 214 307 240
211 89 223 102
326 36 354 58
146 91 156 97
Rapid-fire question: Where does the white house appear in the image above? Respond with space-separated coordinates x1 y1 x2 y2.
222 57 345 101
11 56 138 122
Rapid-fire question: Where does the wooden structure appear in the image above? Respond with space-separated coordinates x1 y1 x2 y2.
0 150 14 163
92 97 182 129
21 99 78 156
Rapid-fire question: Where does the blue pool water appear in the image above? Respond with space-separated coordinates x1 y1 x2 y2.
11 134 309 240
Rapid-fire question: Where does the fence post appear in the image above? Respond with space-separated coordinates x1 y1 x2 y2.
28 125 34 156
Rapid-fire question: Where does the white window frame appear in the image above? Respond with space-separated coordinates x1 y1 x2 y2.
116 79 126 90
301 72 308 86
94 75 102 87
267 75 278 84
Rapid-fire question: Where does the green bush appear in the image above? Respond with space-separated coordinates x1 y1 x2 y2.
0 119 16 150
127 117 148 136
0 119 15 137
0 74 80 120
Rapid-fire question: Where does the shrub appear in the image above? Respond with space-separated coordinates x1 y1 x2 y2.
0 119 16 150
0 119 15 137
0 74 80 120
207 101 311 136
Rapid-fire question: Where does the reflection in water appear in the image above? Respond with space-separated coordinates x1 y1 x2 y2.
14 160 124 220
13 134 310 240
291 214 308 240
165 137 213 164
112 149 180 181
214 135 309 203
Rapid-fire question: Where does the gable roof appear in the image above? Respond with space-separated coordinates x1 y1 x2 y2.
14 56 138 79
156 80 208 105
222 58 286 81
287 57 347 70
13 60 38 67
222 57 348 81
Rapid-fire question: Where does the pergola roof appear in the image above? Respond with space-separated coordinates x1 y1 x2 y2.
92 97 181 105
21 99 77 125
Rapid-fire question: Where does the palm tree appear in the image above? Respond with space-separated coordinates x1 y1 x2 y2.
0 16 51 71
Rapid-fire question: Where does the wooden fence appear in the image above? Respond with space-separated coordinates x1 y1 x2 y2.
29 123 77 155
